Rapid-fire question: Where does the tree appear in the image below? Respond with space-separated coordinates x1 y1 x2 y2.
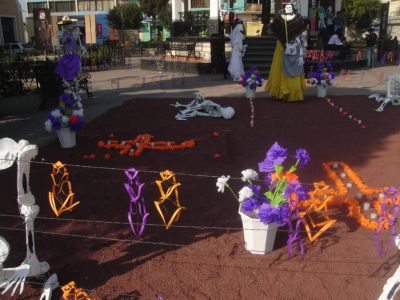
107 3 142 30
157 3 172 29
342 0 381 30
138 0 169 19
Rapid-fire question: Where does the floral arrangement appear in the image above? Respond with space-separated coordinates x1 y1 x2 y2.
239 67 264 90
44 93 84 132
307 63 335 86
216 142 310 225
305 50 335 62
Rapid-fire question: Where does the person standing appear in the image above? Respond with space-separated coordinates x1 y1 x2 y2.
363 27 377 68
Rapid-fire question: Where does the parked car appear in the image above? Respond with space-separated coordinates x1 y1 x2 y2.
0 43 34 53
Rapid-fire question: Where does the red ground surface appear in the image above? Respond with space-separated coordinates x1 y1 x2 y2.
1 95 400 299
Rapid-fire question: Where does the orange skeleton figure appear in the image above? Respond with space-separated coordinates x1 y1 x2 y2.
97 133 195 157
61 281 93 300
48 161 80 217
299 162 392 241
154 170 185 229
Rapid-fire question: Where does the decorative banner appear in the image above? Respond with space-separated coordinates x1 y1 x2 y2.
97 133 195 158
61 281 93 299
48 161 80 217
154 170 184 229
124 168 149 238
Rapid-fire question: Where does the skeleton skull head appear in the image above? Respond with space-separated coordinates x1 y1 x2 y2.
0 236 10 265
284 4 294 15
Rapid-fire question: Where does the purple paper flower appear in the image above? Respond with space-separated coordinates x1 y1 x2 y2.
242 197 262 213
384 187 400 200
60 93 73 109
55 53 81 81
258 203 291 226
295 148 310 168
258 142 288 173
284 180 309 204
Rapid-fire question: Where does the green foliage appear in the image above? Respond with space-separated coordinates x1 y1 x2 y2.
107 3 142 30
138 0 169 19
342 0 381 29
157 3 172 29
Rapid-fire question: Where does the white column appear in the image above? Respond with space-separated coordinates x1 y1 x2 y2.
172 0 183 21
210 0 219 19
335 0 342 12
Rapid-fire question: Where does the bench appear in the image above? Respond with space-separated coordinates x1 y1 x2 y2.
77 72 93 99
165 39 198 60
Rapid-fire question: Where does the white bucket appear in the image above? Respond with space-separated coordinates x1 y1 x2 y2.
56 128 76 148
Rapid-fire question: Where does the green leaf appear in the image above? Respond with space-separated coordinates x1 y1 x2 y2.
265 190 274 201
274 165 284 174
288 165 297 173
271 194 287 207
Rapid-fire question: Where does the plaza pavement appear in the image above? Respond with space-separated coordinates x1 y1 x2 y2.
0 63 399 147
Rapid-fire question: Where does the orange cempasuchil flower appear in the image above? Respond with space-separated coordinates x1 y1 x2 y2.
285 171 298 183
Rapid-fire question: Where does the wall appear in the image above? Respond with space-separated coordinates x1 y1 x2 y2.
0 0 25 43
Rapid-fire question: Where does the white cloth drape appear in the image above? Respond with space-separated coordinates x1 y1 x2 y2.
228 24 245 81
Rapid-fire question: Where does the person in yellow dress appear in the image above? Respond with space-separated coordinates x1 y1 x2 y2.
266 0 308 102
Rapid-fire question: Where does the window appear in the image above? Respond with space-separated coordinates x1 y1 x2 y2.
28 2 47 14
78 0 96 11
191 0 210 8
49 1 76 12
95 0 115 10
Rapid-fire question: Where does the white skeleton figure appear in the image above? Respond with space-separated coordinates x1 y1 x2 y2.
171 93 235 121
0 138 55 298
369 73 400 112
378 235 400 300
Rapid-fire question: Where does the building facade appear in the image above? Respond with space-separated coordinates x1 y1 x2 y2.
0 0 26 44
171 0 343 36
387 0 400 38
25 0 139 45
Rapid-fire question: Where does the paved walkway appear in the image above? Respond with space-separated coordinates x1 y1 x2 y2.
0 63 398 147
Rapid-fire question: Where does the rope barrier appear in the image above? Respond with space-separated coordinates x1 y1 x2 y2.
0 213 386 240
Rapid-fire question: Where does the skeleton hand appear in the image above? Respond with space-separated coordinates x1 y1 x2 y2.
297 56 304 67
39 274 59 300
0 263 30 296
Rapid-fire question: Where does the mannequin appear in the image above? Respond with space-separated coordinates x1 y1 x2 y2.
228 20 247 81
266 1 307 102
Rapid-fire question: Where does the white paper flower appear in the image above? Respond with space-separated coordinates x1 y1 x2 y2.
44 120 53 132
61 116 69 124
216 175 230 193
77 101 83 109
51 109 62 118
241 169 258 182
238 186 254 202
72 109 84 117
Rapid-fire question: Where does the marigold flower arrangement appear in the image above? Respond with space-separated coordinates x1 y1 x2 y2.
216 142 310 225
239 66 264 90
307 63 335 86
44 93 84 132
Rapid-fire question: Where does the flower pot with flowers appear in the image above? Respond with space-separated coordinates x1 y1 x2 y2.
44 93 84 148
307 63 335 98
216 142 310 255
239 66 264 99
239 67 264 127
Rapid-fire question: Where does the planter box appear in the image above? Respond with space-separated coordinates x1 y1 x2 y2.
238 204 278 255
56 128 76 148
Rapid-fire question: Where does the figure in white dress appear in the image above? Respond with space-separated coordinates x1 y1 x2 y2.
228 20 247 81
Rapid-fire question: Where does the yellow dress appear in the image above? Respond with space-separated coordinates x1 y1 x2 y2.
265 41 306 102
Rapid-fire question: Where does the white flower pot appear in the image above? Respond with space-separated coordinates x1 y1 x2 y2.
238 204 278 255
56 128 76 148
317 85 328 98
245 86 256 99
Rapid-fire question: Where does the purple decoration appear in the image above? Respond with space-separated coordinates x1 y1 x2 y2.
258 203 290 226
294 148 310 168
124 168 149 239
61 31 78 52
55 54 81 81
374 190 400 256
258 142 288 173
